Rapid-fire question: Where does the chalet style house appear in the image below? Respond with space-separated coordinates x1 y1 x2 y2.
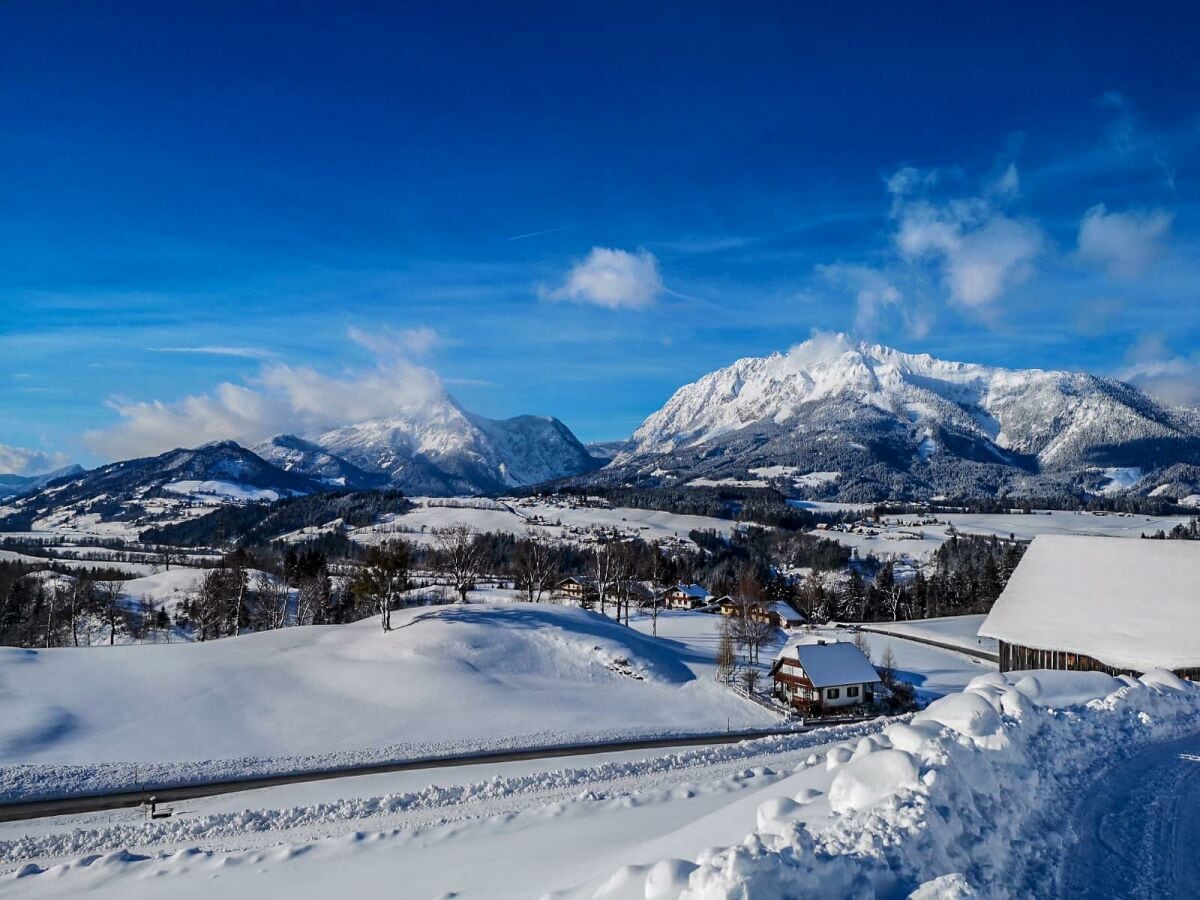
770 638 880 715
979 534 1200 679
662 584 711 610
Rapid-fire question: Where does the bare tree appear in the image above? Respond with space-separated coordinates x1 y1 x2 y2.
295 575 329 626
514 527 559 603
433 524 485 604
255 570 291 630
351 539 412 631
590 534 615 617
715 616 735 682
741 666 760 695
97 580 124 646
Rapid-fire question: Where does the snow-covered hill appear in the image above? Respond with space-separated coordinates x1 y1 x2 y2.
313 395 601 495
590 334 1200 502
0 442 326 536
0 604 770 773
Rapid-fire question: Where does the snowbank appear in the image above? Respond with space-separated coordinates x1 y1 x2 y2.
597 668 1200 898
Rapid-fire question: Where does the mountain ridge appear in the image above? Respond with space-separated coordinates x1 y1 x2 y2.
583 334 1200 502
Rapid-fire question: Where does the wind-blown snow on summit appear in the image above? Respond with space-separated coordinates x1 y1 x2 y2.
313 395 601 496
598 334 1200 501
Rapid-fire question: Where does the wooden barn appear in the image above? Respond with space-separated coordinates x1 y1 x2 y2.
769 638 880 715
978 534 1200 679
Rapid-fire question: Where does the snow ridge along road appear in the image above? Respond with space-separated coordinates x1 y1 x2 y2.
0 723 867 823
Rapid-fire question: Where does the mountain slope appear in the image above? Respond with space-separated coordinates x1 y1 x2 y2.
251 434 387 490
0 442 328 532
0 464 84 501
313 396 601 495
588 334 1200 502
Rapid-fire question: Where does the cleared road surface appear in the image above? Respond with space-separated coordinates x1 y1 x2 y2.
1059 731 1200 900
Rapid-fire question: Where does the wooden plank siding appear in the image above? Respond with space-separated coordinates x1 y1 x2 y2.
998 640 1200 681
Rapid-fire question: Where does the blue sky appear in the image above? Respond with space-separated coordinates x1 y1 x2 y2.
3 1 1200 471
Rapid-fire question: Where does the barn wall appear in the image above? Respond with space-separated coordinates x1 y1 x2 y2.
998 640 1199 681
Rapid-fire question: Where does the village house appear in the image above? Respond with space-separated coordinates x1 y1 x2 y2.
712 595 738 616
661 583 711 610
556 576 598 606
769 638 880 715
979 533 1200 679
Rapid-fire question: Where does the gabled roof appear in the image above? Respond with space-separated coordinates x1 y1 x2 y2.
671 583 710 599
978 534 1200 672
771 639 879 688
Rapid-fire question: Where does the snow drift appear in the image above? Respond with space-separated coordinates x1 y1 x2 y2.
592 668 1200 899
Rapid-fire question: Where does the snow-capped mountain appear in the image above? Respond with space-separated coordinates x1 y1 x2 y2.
252 434 386 490
0 442 328 533
589 334 1200 502
312 396 601 496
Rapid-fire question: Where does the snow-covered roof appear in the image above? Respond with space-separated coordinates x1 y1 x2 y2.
978 534 1200 672
773 639 879 688
767 601 805 622
672 583 710 599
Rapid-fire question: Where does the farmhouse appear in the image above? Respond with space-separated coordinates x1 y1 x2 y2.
662 583 711 610
769 638 879 715
979 534 1200 679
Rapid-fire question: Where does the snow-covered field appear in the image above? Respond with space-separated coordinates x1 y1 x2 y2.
353 497 755 549
811 507 1195 560
0 604 776 798
3 669 1196 898
859 614 996 657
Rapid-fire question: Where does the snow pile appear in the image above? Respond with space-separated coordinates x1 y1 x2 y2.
605 669 1200 899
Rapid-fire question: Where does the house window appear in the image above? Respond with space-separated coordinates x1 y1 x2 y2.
847 685 859 698
826 688 840 699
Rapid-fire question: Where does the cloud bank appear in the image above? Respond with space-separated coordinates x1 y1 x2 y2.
87 352 447 461
0 445 71 476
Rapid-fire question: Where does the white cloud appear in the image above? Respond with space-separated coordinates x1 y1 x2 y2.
540 247 664 310
1117 333 1200 408
347 325 444 357
145 346 275 359
1077 204 1173 278
0 445 71 476
894 189 1042 311
86 361 446 460
815 264 903 335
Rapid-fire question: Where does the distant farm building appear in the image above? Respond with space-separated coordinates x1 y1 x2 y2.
748 600 807 629
979 534 1200 679
770 638 880 715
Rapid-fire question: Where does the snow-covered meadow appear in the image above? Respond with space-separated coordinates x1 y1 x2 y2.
0 604 776 798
